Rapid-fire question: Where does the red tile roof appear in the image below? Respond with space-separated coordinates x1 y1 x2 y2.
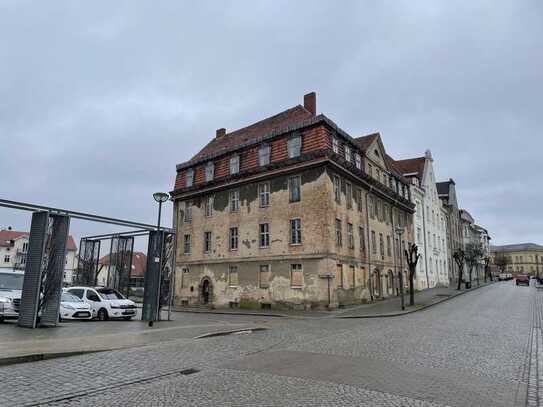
99 251 147 278
0 229 77 251
189 105 314 163
394 157 426 179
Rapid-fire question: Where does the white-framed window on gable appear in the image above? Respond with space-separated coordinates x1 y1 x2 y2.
259 144 271 166
205 162 214 182
332 136 339 154
290 218 302 244
230 190 240 212
258 182 270 207
287 135 302 158
230 155 240 174
344 145 351 162
355 153 361 169
186 169 194 187
204 196 214 217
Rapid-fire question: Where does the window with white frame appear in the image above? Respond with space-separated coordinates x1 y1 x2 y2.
355 153 361 169
347 223 354 249
333 175 341 203
359 227 366 252
4 255 10 263
183 234 191 255
228 265 239 286
229 227 239 251
259 144 271 166
290 264 303 287
204 196 214 217
258 182 270 207
230 190 240 212
357 189 363 212
289 176 301 202
290 218 302 244
344 145 351 162
335 219 342 247
259 223 270 248
186 169 194 187
184 201 192 223
287 135 302 158
205 162 214 181
204 231 212 254
229 155 240 174
345 182 352 209
332 136 339 154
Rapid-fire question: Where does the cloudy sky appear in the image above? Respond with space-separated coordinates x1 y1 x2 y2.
1 0 541 248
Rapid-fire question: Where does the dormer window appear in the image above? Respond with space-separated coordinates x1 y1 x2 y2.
230 155 240 175
205 162 214 182
287 135 302 158
186 169 194 187
374 149 380 158
355 153 361 169
332 137 339 154
259 144 271 166
344 145 351 162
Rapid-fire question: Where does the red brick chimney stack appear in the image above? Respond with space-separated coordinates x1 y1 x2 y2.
303 92 316 116
216 128 226 138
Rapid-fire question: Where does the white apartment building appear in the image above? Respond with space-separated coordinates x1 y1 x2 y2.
395 150 449 289
0 228 78 285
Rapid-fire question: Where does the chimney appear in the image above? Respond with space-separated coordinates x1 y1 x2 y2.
216 128 226 138
304 92 316 116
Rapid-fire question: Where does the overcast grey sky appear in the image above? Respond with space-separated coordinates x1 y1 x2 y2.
1 0 541 247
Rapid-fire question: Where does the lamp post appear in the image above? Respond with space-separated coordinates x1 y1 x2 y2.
395 226 405 311
152 192 169 323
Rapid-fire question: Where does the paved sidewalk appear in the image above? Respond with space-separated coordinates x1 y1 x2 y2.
336 281 496 318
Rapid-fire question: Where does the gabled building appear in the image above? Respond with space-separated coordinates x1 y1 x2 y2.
171 92 415 310
0 228 78 284
395 150 449 289
436 179 462 285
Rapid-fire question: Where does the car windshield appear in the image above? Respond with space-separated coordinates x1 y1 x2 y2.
0 273 24 290
96 288 125 300
61 293 83 302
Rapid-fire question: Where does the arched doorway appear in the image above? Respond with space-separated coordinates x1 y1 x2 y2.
373 269 381 298
200 277 213 305
387 270 394 296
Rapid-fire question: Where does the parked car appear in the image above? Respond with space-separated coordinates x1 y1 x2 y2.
0 270 23 322
498 273 513 281
516 274 530 286
65 286 137 321
59 292 93 321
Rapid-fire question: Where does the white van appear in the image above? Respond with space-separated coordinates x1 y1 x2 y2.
0 270 23 322
66 286 137 321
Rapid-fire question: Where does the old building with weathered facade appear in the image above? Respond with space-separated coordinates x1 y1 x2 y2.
395 151 449 289
170 93 415 310
436 179 462 286
490 243 543 277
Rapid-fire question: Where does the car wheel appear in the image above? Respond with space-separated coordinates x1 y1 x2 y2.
97 308 109 321
58 314 62 322
516 281 519 286
123 317 132 321
0 316 4 323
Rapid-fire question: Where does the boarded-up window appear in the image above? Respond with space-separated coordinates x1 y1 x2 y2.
259 265 270 288
336 264 344 288
228 265 239 287
290 264 303 287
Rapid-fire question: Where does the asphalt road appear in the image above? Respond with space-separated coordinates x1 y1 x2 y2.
1 281 539 407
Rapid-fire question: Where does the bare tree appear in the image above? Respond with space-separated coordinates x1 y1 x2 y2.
465 242 484 287
404 243 420 306
453 249 465 290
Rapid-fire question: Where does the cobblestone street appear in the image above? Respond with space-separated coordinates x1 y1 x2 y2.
1 281 538 406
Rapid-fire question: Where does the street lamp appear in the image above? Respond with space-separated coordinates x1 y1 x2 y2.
153 192 170 231
151 192 169 325
395 226 405 311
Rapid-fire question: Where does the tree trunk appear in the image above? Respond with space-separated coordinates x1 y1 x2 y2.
409 271 415 306
457 267 463 290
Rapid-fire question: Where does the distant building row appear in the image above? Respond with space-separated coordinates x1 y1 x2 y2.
170 92 491 310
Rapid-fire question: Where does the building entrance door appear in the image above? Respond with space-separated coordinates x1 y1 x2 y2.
201 278 212 305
